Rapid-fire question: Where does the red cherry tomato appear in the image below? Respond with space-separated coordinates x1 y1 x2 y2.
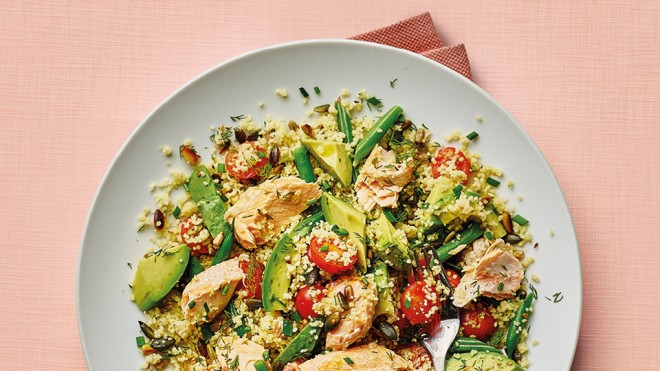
295 285 325 319
400 281 442 325
237 258 264 299
396 343 433 369
225 142 268 181
431 147 471 182
180 214 212 256
446 268 462 289
460 305 496 341
308 237 357 275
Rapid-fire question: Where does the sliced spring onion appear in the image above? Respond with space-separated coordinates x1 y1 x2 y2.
136 336 145 348
320 245 329 252
485 231 494 240
497 283 504 291
404 298 411 309
217 163 226 173
466 131 479 140
188 300 196 309
486 177 500 187
173 205 181 218
366 96 382 106
453 184 464 198
313 86 321 95
512 214 529 225
299 87 309 98
221 284 230 296
344 357 355 365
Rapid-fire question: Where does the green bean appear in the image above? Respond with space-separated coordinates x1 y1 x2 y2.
436 223 484 261
505 286 537 357
451 337 503 354
352 105 403 166
212 219 234 266
335 98 353 144
292 146 316 183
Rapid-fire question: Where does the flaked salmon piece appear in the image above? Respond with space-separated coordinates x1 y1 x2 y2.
284 342 413 371
452 239 524 307
355 145 413 211
322 276 378 351
181 258 243 325
224 176 321 250
210 336 270 371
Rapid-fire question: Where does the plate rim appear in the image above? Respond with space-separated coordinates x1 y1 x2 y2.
76 38 583 369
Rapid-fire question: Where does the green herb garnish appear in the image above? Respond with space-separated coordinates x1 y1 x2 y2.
466 131 479 141
404 297 411 309
188 300 197 309
136 336 145 348
173 205 181 218
320 245 329 252
344 357 355 365
230 115 245 122
512 214 529 225
282 319 293 336
313 86 321 95
390 78 398 88
486 177 500 187
299 87 309 98
453 184 464 198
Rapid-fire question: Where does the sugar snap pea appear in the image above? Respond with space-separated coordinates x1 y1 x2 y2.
352 105 403 166
505 286 537 357
335 98 353 144
292 146 316 183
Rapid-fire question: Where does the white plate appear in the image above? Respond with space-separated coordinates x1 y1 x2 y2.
77 40 582 370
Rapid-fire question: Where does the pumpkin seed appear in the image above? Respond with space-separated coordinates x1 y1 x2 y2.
301 124 314 138
269 145 280 167
150 337 175 352
153 209 165 230
197 339 208 359
304 267 320 286
501 212 513 234
400 119 413 130
337 292 349 310
313 104 330 113
443 231 457 245
344 285 354 302
234 128 247 143
154 359 170 371
247 130 260 142
324 312 341 331
288 120 299 130
504 233 523 245
138 321 155 339
246 299 263 310
375 321 398 341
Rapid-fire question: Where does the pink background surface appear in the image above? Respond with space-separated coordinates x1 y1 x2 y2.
1 1 659 370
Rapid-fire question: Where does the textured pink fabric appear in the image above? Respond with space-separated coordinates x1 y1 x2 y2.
1 2 660 370
351 12 472 79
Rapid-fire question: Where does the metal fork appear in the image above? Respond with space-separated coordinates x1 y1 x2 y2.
412 249 460 371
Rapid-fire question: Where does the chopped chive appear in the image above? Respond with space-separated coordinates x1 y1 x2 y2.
466 131 479 141
282 319 293 336
173 205 181 218
256 151 266 158
404 297 411 309
332 225 349 236
486 177 500 187
313 86 321 95
321 180 332 191
230 115 245 122
204 303 210 314
188 300 197 309
453 184 464 198
485 231 494 240
221 284 230 296
470 164 478 172
366 96 382 106
136 336 145 348
465 191 481 199
220 194 229 202
254 360 269 371
512 214 529 226
344 357 355 365
389 78 398 88
320 245 329 252
217 163 226 173
299 87 309 98
497 283 504 291
383 210 397 223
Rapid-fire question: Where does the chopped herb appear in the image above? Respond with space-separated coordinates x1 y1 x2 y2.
485 231 494 240
292 311 302 322
545 292 564 303
512 214 529 225
256 151 266 158
389 78 398 88
332 225 349 236
230 115 245 122
486 177 500 187
321 180 332 191
466 131 479 141
386 351 394 361
415 187 425 196
173 205 181 218
366 96 382 106
404 297 411 309
221 284 230 296
344 357 355 365
204 303 210 315
497 283 504 291
127 262 133 269
282 319 293 336
188 300 197 309
313 86 321 95
299 87 309 98
229 355 239 369
453 184 464 198
217 163 226 173
320 245 329 252
136 336 145 348
220 194 229 202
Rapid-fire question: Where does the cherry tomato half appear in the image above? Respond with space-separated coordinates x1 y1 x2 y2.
295 285 325 319
225 142 268 181
308 237 357 275
400 281 442 325
396 343 433 370
237 258 264 300
431 147 471 182
180 214 212 256
446 268 462 289
460 304 496 341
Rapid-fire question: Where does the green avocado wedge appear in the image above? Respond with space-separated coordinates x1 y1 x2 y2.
131 244 190 311
187 165 228 239
372 212 411 271
302 139 353 187
445 351 524 371
272 319 323 371
320 192 367 272
262 212 324 312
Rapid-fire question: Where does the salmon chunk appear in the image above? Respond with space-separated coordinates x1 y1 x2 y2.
211 336 270 371
452 239 524 307
355 145 413 211
320 276 379 351
224 176 322 250
284 342 413 371
180 258 244 325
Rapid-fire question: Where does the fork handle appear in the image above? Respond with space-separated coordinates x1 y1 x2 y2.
421 320 460 371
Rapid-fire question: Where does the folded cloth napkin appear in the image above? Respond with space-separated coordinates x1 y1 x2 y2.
349 12 472 80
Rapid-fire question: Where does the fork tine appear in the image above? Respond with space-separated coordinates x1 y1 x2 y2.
413 250 425 280
407 265 417 283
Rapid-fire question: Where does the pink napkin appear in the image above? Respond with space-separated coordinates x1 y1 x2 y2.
350 12 472 80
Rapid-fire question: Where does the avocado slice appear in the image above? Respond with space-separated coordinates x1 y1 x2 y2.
302 139 353 187
446 352 524 371
187 165 228 239
262 212 325 312
372 260 395 317
272 319 324 371
320 193 367 272
132 244 190 311
372 213 411 271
